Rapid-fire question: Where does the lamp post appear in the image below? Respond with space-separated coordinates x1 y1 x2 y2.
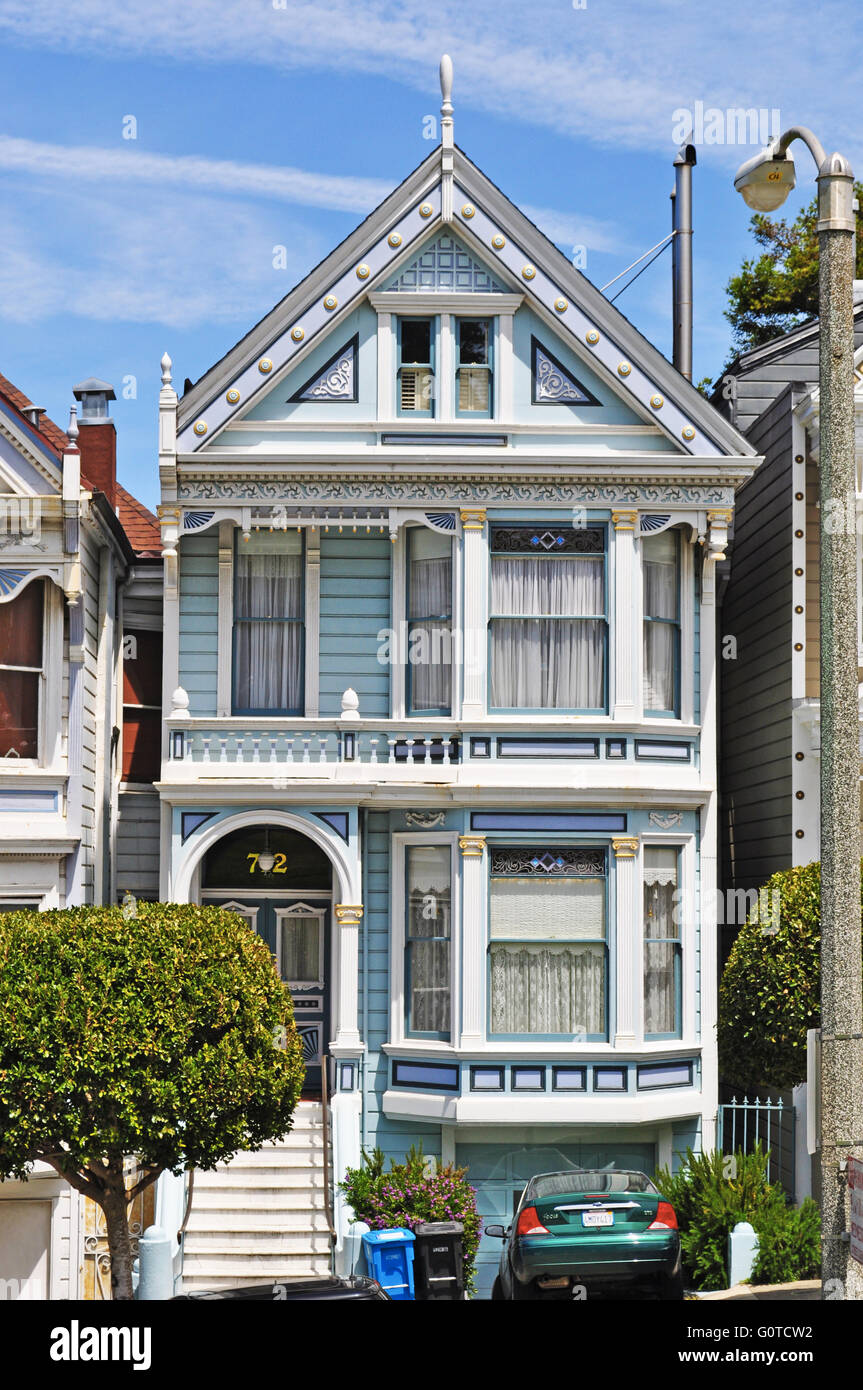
734 130 863 1299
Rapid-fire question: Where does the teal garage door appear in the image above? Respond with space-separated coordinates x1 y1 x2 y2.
457 1139 657 1300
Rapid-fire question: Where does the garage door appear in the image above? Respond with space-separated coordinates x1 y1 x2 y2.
457 1139 657 1299
0 1200 50 1300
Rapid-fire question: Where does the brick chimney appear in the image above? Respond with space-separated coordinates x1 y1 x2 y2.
73 377 117 508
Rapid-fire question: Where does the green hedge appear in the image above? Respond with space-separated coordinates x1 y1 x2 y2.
653 1147 819 1291
718 859 863 1091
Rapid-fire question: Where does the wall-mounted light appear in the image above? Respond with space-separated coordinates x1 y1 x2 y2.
258 826 276 874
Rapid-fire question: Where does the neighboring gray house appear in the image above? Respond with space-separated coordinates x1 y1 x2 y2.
714 295 863 958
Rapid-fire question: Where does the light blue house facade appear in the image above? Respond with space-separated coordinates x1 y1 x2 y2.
157 84 758 1294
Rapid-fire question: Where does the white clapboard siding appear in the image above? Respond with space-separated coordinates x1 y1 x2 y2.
116 791 161 900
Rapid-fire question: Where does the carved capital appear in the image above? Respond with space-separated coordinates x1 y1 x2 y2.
459 508 487 531
458 835 486 859
612 509 638 531
612 836 639 859
334 904 364 927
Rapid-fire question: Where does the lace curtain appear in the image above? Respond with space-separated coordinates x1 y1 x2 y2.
490 875 606 1034
643 846 680 1035
642 533 678 712
407 844 451 1034
490 555 605 708
409 532 452 711
234 547 303 710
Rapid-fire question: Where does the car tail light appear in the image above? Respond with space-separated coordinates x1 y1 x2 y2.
648 1201 678 1231
516 1205 549 1236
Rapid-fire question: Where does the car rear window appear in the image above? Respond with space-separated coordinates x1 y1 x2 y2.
530 1170 657 1198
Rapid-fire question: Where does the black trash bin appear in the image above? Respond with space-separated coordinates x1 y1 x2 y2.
413 1221 465 1301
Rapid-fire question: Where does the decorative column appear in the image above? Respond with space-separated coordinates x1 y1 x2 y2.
460 510 488 719
612 510 639 721
699 536 721 1150
612 836 639 1049
333 904 363 1049
216 522 233 717
458 835 487 1049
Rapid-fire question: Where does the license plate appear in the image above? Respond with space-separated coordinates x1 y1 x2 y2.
581 1211 613 1228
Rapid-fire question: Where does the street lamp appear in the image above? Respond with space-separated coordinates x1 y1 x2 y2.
734 130 863 1300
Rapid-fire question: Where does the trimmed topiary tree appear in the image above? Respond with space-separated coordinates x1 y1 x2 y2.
0 902 305 1299
718 859 863 1091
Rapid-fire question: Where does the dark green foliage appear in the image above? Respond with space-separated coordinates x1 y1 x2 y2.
718 860 863 1091
341 1143 482 1294
725 183 863 353
0 903 305 1297
653 1146 819 1290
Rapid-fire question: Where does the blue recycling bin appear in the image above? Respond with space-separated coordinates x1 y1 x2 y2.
361 1228 416 1301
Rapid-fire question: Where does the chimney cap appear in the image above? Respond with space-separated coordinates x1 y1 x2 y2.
73 377 116 401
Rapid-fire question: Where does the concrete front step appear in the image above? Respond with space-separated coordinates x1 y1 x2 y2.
181 1268 332 1292
191 1188 329 1211
185 1210 333 1234
182 1252 333 1280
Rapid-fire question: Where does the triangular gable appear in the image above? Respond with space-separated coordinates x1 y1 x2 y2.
531 336 600 407
289 335 358 403
381 231 506 293
176 142 756 462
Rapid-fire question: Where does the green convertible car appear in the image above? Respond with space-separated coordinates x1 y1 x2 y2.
485 1169 684 1301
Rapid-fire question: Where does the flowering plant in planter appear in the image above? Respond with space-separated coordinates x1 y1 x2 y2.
341 1144 482 1295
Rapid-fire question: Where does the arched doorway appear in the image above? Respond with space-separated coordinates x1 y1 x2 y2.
201 824 333 1096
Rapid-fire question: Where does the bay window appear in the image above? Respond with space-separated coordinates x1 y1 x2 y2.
643 530 680 715
489 526 606 711
408 527 452 714
406 843 452 1038
0 580 43 758
489 847 607 1037
643 846 681 1038
397 317 435 416
456 317 492 416
233 532 304 713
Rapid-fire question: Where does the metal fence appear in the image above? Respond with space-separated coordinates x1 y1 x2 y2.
717 1092 796 1198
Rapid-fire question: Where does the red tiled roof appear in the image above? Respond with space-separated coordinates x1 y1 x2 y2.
0 371 69 458
116 483 162 557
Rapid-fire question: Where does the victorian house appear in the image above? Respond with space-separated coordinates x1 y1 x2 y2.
152 63 759 1297
0 370 161 1299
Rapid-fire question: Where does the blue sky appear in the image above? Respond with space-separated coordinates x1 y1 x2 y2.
0 0 860 509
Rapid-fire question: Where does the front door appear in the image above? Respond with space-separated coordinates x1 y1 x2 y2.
203 895 330 1097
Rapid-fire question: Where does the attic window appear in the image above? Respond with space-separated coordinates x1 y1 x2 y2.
398 318 435 417
531 337 600 406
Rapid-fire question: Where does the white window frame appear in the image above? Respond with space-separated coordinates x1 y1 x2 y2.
274 902 326 989
389 831 460 1050
637 833 696 1047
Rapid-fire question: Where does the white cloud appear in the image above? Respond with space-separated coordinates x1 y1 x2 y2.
0 185 323 328
0 0 859 167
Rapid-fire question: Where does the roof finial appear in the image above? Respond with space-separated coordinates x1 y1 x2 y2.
440 54 453 137
161 352 173 387
67 405 79 444
439 54 454 222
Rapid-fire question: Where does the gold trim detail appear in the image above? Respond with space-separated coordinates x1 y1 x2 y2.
617 362 632 377
491 234 505 249
459 508 487 530
193 421 207 436
356 263 371 279
458 835 487 858
291 327 305 342
461 203 475 218
612 510 638 531
522 264 536 280
554 297 568 312
226 388 240 405
388 232 403 248
258 358 273 374
585 329 600 345
612 837 639 859
419 203 433 218
681 425 696 441
334 904 364 926
650 394 663 409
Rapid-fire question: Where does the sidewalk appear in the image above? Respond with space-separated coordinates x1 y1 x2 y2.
695 1281 821 1301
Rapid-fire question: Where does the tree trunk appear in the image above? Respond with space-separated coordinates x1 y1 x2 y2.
101 1176 135 1301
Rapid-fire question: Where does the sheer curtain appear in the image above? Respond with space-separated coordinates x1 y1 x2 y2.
490 875 606 1034
643 846 680 1035
490 555 604 708
642 533 678 711
234 544 303 711
409 531 452 712
407 845 451 1034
